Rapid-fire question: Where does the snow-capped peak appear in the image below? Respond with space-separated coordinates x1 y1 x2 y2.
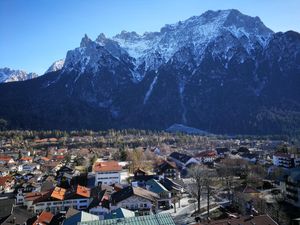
111 9 273 74
0 67 38 83
46 59 65 73
62 9 274 82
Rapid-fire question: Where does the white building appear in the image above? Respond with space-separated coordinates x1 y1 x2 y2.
93 161 122 186
280 168 300 208
24 186 92 214
110 186 159 216
169 152 199 168
273 153 300 168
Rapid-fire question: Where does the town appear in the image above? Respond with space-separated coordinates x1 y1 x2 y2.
0 130 299 225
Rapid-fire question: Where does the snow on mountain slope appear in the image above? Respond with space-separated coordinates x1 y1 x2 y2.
59 9 274 83
112 9 273 74
0 68 38 83
46 59 65 73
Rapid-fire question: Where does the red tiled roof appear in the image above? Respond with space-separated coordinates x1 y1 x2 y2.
76 185 91 198
196 150 217 158
33 211 54 225
48 138 58 142
51 187 67 200
25 190 52 203
0 176 12 186
0 156 12 161
41 157 50 161
34 139 48 143
54 155 65 160
93 161 122 172
21 156 33 161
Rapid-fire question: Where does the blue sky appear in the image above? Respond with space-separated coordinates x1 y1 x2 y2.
1 0 299 74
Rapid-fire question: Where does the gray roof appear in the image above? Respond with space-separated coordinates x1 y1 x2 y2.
0 198 15 219
77 213 176 225
2 206 34 225
63 211 99 225
104 208 135 220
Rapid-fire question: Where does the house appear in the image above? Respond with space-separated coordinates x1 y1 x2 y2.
195 150 217 163
16 183 38 204
273 153 300 168
63 210 98 225
159 178 183 196
18 163 39 172
156 160 179 179
241 153 258 163
134 168 147 177
168 152 198 168
20 156 33 163
2 206 35 225
77 213 176 225
132 168 158 184
33 211 54 225
24 185 93 214
197 214 278 225
216 147 230 158
104 208 135 220
93 161 122 186
146 179 171 209
0 176 15 192
0 156 14 165
280 168 300 207
0 166 9 176
0 199 15 223
88 185 114 219
110 186 159 215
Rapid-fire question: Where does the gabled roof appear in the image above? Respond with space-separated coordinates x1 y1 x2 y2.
157 160 177 172
33 211 53 225
104 208 135 220
20 156 33 161
195 150 217 158
63 211 98 225
0 198 15 218
76 185 91 198
0 156 13 162
2 206 34 225
93 161 122 172
159 178 182 192
24 190 52 203
0 176 13 186
111 186 159 204
134 167 148 175
146 179 169 194
65 208 80 219
169 152 192 163
77 213 176 225
51 187 67 200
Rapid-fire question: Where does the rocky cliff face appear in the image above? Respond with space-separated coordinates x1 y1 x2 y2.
0 9 299 135
0 68 38 83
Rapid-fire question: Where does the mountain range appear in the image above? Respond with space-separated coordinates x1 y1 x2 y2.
0 9 299 135
0 68 38 83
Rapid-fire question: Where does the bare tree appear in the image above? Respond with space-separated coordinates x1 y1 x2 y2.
202 169 217 219
189 165 206 214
